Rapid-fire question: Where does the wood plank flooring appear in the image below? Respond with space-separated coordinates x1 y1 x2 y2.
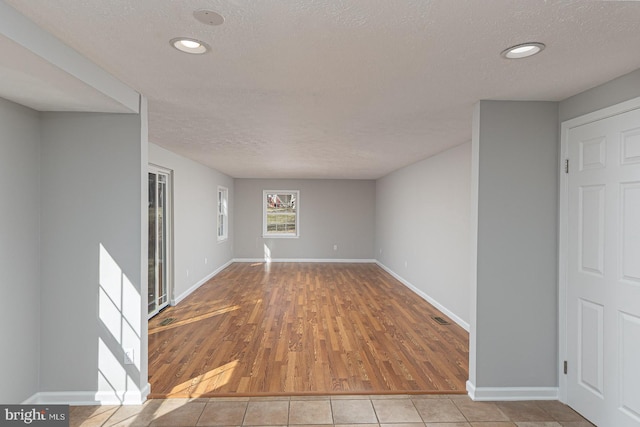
148 263 469 398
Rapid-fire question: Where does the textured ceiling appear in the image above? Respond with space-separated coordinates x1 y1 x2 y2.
5 0 640 179
0 34 132 113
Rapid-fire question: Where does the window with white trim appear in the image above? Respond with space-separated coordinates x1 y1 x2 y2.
217 186 228 241
263 190 299 238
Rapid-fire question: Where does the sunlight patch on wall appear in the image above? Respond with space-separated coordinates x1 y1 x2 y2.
98 243 142 403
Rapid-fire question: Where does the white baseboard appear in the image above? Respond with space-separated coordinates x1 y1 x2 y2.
233 258 377 263
171 259 234 305
375 261 470 332
23 383 151 406
466 380 558 401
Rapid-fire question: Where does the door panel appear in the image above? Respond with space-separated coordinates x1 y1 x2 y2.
620 312 640 421
578 299 603 398
621 183 640 283
567 107 640 426
579 185 605 276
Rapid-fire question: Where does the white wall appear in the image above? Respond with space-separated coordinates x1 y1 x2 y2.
39 110 147 403
149 143 234 302
470 101 559 394
375 143 471 329
0 97 41 403
234 179 375 260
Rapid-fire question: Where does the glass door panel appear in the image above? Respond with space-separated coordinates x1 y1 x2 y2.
148 167 171 318
148 172 157 315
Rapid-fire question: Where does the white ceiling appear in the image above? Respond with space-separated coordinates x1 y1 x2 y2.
5 0 640 179
0 34 133 113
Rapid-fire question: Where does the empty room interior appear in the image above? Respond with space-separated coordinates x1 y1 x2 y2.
2 1 640 426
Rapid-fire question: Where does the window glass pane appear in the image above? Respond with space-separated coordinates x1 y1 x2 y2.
217 187 228 240
264 191 298 236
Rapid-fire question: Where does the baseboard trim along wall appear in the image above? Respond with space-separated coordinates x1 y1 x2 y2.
466 380 559 401
375 261 470 332
171 259 234 306
233 258 377 263
23 383 151 406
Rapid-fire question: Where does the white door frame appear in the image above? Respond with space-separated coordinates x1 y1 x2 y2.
558 95 640 404
148 163 174 318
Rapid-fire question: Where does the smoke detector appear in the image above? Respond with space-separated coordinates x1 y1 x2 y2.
194 9 225 26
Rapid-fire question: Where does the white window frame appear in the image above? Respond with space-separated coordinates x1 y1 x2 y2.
217 186 228 242
262 190 300 238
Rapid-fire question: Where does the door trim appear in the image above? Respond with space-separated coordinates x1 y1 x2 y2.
558 95 640 404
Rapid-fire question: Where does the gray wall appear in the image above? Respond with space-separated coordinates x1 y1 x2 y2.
560 68 640 122
471 101 559 388
39 111 147 399
234 179 375 260
149 143 234 301
0 98 41 403
375 143 471 327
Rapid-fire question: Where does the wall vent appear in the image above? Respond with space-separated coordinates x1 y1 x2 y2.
432 316 450 325
159 317 176 326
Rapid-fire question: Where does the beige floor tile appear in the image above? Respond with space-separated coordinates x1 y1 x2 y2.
331 395 372 400
197 400 248 426
495 402 552 422
372 398 422 423
453 400 509 422
250 396 291 401
513 423 562 427
290 395 332 401
209 396 251 402
380 423 426 427
289 400 333 425
332 399 378 424
243 400 289 425
70 406 119 427
558 422 596 427
127 399 189 426
469 423 516 427
419 394 466 400
413 398 466 423
102 405 150 427
334 424 379 427
446 395 472 400
149 401 206 427
370 395 413 400
533 402 584 423
426 423 471 427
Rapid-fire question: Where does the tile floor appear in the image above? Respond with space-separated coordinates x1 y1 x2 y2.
70 395 596 427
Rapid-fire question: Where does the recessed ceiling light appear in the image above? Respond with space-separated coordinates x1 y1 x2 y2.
501 42 545 59
170 37 210 54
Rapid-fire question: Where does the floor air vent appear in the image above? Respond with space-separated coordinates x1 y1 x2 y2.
432 316 450 325
159 317 176 326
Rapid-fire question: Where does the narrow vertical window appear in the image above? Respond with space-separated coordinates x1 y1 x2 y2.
217 186 228 241
263 190 299 238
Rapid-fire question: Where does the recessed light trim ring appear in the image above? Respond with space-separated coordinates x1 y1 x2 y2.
501 42 545 59
170 37 210 54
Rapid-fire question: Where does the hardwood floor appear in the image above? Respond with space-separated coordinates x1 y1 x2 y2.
148 263 469 398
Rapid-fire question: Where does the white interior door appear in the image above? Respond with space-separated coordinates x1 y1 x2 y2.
566 106 640 426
